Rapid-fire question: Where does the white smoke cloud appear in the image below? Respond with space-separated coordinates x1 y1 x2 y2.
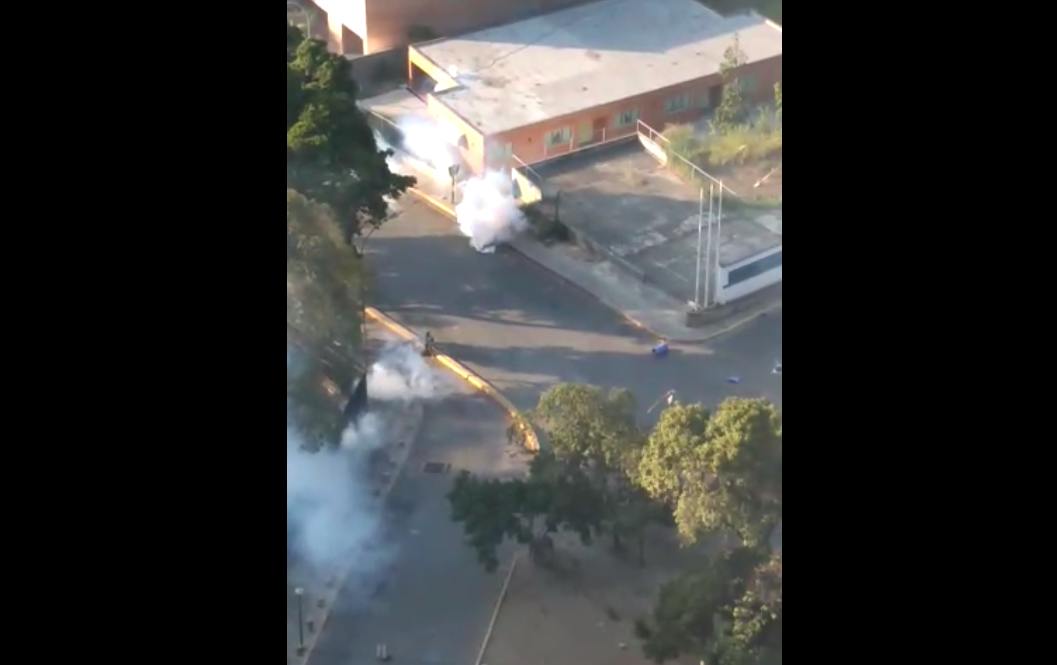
456 171 528 253
286 341 450 579
375 114 529 253
396 116 457 172
368 342 453 402
286 420 387 574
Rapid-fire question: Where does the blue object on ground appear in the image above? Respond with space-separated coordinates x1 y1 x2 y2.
727 376 740 384
652 342 669 357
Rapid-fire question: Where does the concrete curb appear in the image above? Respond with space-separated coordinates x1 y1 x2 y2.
475 553 519 665
296 388 427 665
365 306 540 452
404 188 779 344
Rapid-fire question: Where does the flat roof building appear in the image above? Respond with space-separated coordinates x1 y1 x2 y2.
409 0 783 173
302 0 594 55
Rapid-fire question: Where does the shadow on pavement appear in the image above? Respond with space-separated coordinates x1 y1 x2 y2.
368 233 650 340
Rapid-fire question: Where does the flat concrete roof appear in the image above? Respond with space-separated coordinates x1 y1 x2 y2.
359 88 432 123
413 0 782 135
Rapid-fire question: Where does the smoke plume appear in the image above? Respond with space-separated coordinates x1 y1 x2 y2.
286 341 450 580
369 342 452 402
379 116 528 252
455 171 528 253
395 116 457 172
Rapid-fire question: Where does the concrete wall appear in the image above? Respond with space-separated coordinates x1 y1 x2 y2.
406 46 489 172
512 167 543 204
364 0 593 53
307 0 366 54
424 94 486 174
348 49 408 93
718 245 782 304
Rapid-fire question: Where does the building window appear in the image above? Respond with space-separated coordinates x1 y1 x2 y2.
739 76 760 94
664 93 691 114
545 127 572 148
613 109 639 128
727 251 782 287
488 142 513 163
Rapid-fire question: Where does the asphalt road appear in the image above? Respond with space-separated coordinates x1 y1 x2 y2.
307 381 527 665
368 197 783 415
307 197 781 665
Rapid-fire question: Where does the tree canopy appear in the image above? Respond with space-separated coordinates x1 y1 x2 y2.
637 398 782 547
637 547 783 665
446 384 783 663
286 190 364 448
714 33 750 128
447 450 605 572
286 25 414 245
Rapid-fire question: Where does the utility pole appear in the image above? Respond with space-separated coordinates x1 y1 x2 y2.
703 181 715 308
714 181 723 304
694 188 704 307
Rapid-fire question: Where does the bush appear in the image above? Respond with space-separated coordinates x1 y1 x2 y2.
662 110 782 170
706 124 782 167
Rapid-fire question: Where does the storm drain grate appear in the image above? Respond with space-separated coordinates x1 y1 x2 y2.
422 462 451 474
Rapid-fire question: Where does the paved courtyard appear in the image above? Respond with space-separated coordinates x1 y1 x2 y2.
533 140 781 305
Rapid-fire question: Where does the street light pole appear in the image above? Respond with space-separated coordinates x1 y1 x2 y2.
694 187 704 307
448 164 460 203
294 586 305 652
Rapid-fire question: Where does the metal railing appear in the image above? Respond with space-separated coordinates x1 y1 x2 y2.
635 119 741 199
539 125 636 161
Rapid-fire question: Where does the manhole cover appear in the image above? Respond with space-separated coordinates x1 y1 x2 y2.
422 462 450 474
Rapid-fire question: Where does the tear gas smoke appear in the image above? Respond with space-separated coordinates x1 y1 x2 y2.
382 116 529 253
455 171 528 253
368 342 453 402
394 116 456 172
286 341 449 579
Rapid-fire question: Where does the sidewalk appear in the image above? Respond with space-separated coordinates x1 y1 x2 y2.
397 162 780 342
286 321 427 665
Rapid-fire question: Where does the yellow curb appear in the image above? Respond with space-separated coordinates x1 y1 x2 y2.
364 307 540 452
408 187 457 217
475 553 519 665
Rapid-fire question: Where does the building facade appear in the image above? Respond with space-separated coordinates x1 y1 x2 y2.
407 0 783 175
302 0 593 55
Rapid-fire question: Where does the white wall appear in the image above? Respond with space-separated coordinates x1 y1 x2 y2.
717 245 782 304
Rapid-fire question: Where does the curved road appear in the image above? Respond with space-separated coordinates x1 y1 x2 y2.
308 197 781 665
369 197 782 415
308 381 526 665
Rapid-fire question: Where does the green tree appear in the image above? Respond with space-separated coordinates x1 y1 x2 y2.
287 190 365 448
636 398 782 547
528 383 641 472
724 551 782 664
773 83 782 122
286 25 415 246
515 383 665 562
634 553 733 663
713 33 750 128
636 547 781 665
447 450 606 572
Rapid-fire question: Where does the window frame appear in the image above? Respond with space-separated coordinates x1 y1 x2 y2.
664 93 691 114
545 126 572 148
613 109 640 128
